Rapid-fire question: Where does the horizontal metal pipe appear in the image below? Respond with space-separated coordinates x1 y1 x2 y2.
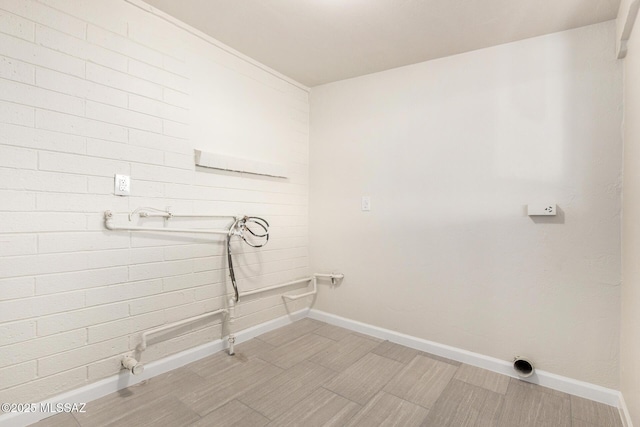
283 277 317 300
141 212 237 219
105 220 230 235
139 308 228 351
238 274 342 299
239 277 312 297
314 273 345 279
282 291 316 300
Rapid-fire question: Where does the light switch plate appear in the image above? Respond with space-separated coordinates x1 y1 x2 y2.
361 196 371 211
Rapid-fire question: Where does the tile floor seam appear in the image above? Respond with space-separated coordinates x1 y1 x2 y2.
319 385 365 408
314 343 379 373
380 386 435 412
236 397 274 422
185 366 209 380
375 350 416 364
235 359 338 421
569 396 574 423
312 331 340 341
255 354 341 378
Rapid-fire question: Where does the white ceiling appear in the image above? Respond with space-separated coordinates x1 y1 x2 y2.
144 0 621 87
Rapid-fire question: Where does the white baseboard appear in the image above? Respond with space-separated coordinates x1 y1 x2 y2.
308 309 623 409
619 392 635 427
0 308 309 427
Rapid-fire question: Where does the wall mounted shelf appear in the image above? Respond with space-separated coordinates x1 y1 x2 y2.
194 149 288 178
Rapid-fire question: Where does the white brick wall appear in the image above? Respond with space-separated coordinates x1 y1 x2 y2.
0 0 309 403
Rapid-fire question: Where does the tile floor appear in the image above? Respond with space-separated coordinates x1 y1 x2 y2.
33 319 623 427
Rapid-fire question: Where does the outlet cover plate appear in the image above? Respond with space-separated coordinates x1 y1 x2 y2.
361 196 371 211
114 174 130 196
527 204 556 216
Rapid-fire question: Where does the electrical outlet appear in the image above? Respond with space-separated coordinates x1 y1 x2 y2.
114 174 130 196
527 204 556 216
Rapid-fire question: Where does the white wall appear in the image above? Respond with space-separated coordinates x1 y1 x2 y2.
621 5 640 425
310 21 622 388
0 0 309 403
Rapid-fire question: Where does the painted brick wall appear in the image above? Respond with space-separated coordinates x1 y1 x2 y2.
0 0 309 403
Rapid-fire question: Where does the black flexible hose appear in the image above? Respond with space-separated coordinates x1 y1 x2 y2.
227 232 239 303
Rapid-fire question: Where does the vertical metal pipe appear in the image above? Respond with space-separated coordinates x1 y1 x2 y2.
228 297 236 355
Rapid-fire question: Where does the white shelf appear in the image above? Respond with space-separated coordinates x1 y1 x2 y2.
194 150 288 178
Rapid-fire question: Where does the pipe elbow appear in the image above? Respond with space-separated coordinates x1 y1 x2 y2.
122 356 144 375
104 211 116 230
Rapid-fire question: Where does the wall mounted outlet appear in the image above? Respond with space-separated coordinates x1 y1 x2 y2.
114 174 130 196
527 204 556 216
361 196 371 211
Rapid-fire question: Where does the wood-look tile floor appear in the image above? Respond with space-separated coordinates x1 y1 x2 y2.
33 319 623 427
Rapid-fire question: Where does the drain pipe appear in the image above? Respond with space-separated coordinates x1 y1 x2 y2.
228 297 236 356
513 356 535 378
226 273 343 356
283 276 317 301
138 308 228 352
122 309 229 376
